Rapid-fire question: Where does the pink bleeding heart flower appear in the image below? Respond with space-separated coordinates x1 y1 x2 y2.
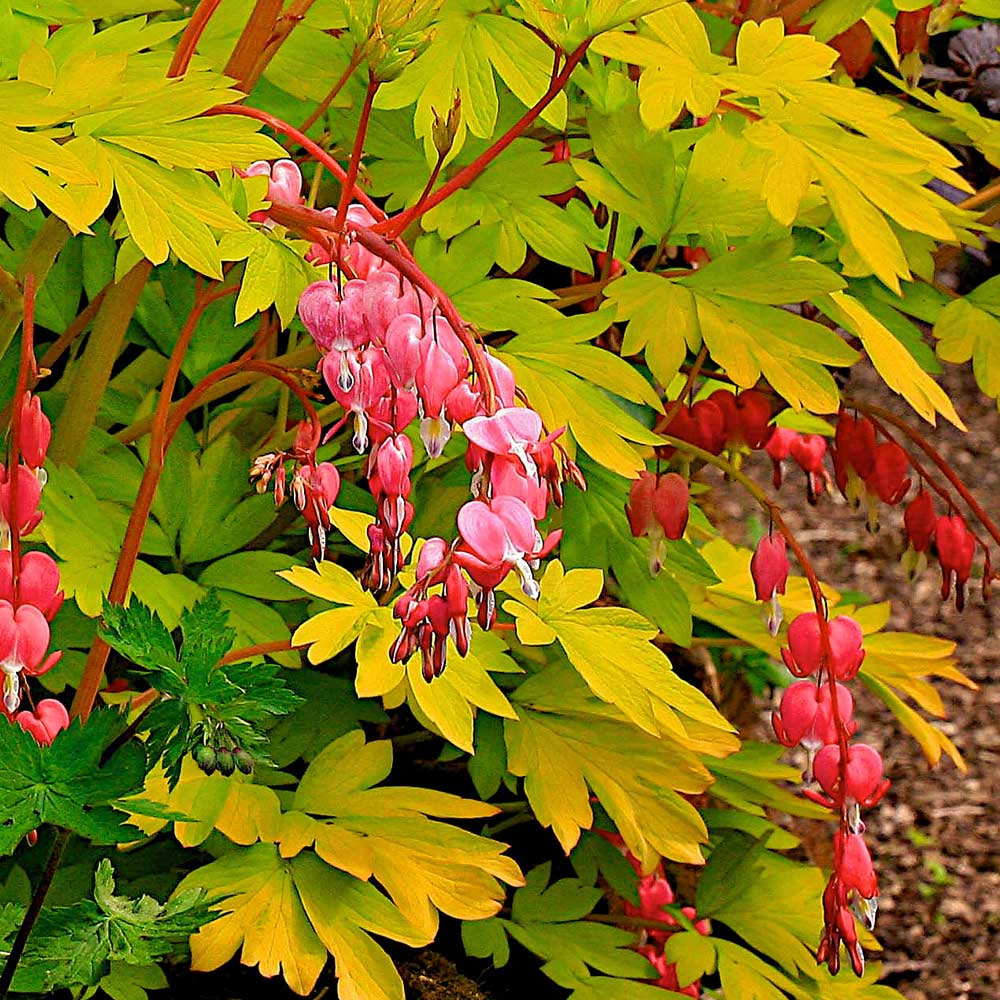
0 551 63 620
464 407 544 475
417 338 461 458
291 461 341 560
383 314 424 390
323 347 391 452
750 533 790 635
485 353 517 408
771 680 856 750
0 464 43 544
781 612 865 680
245 159 303 223
0 600 59 712
490 460 548 520
18 394 51 470
813 743 889 809
15 698 69 746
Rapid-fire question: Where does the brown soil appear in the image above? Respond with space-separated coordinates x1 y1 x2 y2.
716 361 1000 1000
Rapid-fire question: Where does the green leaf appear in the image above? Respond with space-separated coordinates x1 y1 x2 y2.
934 278 1000 402
11 860 214 993
197 551 306 602
0 709 146 853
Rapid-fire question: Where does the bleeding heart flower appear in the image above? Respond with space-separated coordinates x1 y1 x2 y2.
832 410 877 507
0 600 59 712
14 698 69 746
18 394 51 470
0 464 43 545
772 680 856 750
750 534 790 635
0 551 63 620
781 613 865 680
765 427 798 488
245 158 303 224
656 399 726 458
936 513 976 610
835 830 878 900
789 433 831 503
813 743 889 809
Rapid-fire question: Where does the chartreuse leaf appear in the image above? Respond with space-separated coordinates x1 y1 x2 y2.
177 843 427 998
505 664 734 867
276 730 522 939
608 239 854 410
100 593 302 786
503 561 735 741
375 1 566 162
9 859 214 994
824 291 964 428
282 558 520 753
0 708 145 853
592 4 727 130
934 274 1000 403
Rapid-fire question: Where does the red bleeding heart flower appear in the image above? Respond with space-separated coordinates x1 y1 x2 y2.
772 680 857 750
832 410 877 507
781 613 865 680
936 513 976 611
626 472 690 574
789 433 832 503
0 600 60 712
864 441 911 507
656 399 726 458
811 743 890 809
765 427 798 488
0 551 64 621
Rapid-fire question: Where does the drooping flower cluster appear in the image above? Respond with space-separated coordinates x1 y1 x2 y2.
598 833 710 995
771 610 889 976
247 160 575 680
1 392 66 739
626 471 690 574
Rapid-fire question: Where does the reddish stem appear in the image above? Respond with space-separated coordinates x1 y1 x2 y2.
223 0 284 91
376 39 592 238
168 0 223 78
660 344 708 430
299 47 363 133
849 398 1000 551
35 287 107 378
71 283 237 722
218 638 300 666
7 274 37 606
208 105 387 222
267 201 499 413
334 74 380 230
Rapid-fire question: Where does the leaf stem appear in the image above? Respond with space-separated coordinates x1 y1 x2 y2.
48 262 151 467
168 0 223 77
299 46 363 133
209 105 387 222
223 0 284 92
375 39 592 237
0 828 71 998
218 639 300 666
333 74 380 231
71 282 236 723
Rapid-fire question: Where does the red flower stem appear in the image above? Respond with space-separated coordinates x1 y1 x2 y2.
34 286 107 378
243 0 319 92
7 274 37 607
375 39 592 238
208 105 387 222
218 638 301 666
71 283 237 723
167 0 223 77
864 414 991 551
660 434 852 814
223 0 284 91
267 201 500 412
661 344 708 430
333 74 379 231
299 46 362 133
389 151 447 240
848 397 1000 550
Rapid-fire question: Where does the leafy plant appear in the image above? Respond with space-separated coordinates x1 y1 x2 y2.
0 0 996 998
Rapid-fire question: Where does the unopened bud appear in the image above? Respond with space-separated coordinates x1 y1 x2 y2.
432 95 461 158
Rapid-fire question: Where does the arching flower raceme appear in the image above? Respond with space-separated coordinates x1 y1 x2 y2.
751 533 790 635
781 612 865 680
936 513 976 610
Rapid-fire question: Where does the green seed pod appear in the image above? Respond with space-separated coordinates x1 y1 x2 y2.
215 747 236 777
233 748 254 775
192 744 217 775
